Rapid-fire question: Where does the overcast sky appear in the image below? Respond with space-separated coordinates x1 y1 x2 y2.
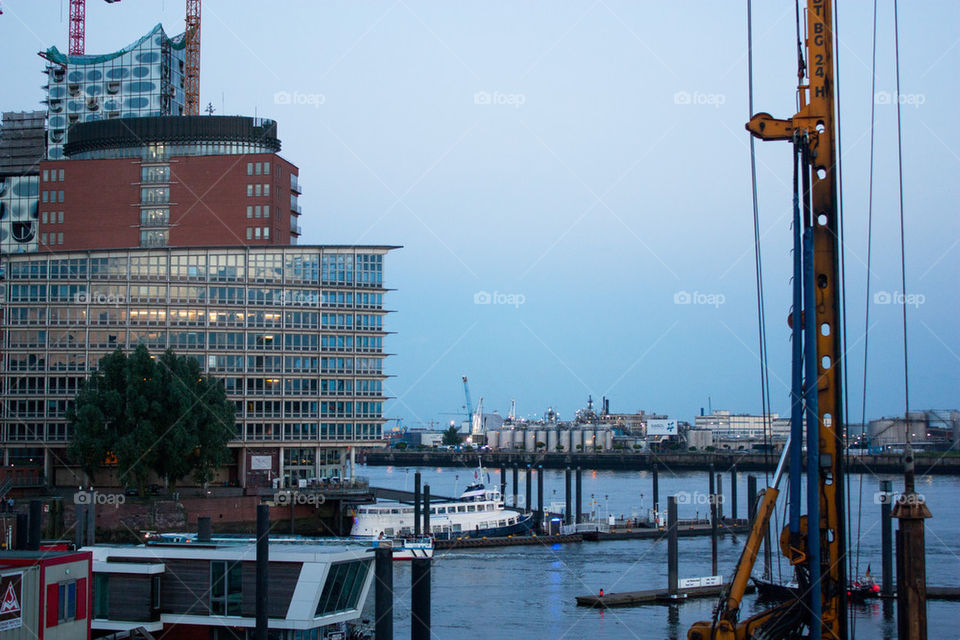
2 1 957 429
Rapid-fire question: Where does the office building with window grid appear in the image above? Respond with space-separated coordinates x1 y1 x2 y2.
1 245 395 488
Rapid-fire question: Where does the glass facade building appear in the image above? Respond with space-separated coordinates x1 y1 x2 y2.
41 24 187 160
1 245 394 486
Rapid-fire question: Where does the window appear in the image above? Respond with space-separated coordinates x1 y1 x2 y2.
263 184 270 196
255 184 262 196
141 207 169 226
263 227 270 240
43 170 49 182
210 561 242 616
263 205 270 219
254 205 261 218
41 233 47 245
94 575 109 619
58 581 78 623
58 190 64 202
254 228 261 240
246 184 253 196
58 211 64 223
247 162 253 175
141 165 170 183
315 560 371 616
246 228 253 240
59 169 65 181
42 211 48 224
57 232 64 245
263 161 270 174
140 229 168 247
255 162 262 175
141 186 169 204
246 205 253 219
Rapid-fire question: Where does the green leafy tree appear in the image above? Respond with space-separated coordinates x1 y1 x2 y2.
68 346 235 495
441 426 463 446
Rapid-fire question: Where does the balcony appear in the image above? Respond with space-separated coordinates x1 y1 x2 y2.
290 175 302 194
291 222 302 236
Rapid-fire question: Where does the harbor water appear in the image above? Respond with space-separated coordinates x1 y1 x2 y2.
358 464 960 639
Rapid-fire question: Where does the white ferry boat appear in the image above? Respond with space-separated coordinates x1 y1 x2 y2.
351 478 534 540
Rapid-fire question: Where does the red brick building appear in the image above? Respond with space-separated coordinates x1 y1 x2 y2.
35 116 302 252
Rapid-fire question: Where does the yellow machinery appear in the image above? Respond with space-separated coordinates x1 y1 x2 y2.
688 0 848 637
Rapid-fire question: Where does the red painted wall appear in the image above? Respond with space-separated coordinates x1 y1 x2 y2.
37 153 300 251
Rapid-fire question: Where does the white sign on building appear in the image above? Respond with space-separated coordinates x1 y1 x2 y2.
646 419 678 436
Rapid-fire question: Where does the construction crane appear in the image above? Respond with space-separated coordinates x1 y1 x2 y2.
183 0 201 115
67 0 122 56
65 0 199 114
688 0 849 637
461 376 474 430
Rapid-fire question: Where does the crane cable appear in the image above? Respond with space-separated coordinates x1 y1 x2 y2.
854 0 880 611
893 0 911 429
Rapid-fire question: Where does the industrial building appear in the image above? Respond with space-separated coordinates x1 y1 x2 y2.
867 409 960 452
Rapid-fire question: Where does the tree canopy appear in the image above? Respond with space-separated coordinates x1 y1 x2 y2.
441 425 464 446
68 345 235 494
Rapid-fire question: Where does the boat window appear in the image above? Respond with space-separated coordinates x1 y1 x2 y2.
438 507 446 514
391 509 399 514
467 505 476 512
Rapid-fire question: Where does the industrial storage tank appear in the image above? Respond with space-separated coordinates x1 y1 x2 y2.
525 430 536 451
570 430 583 451
500 430 514 450
536 430 548 450
547 430 559 452
559 430 571 452
486 430 499 449
582 430 595 450
604 430 614 450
